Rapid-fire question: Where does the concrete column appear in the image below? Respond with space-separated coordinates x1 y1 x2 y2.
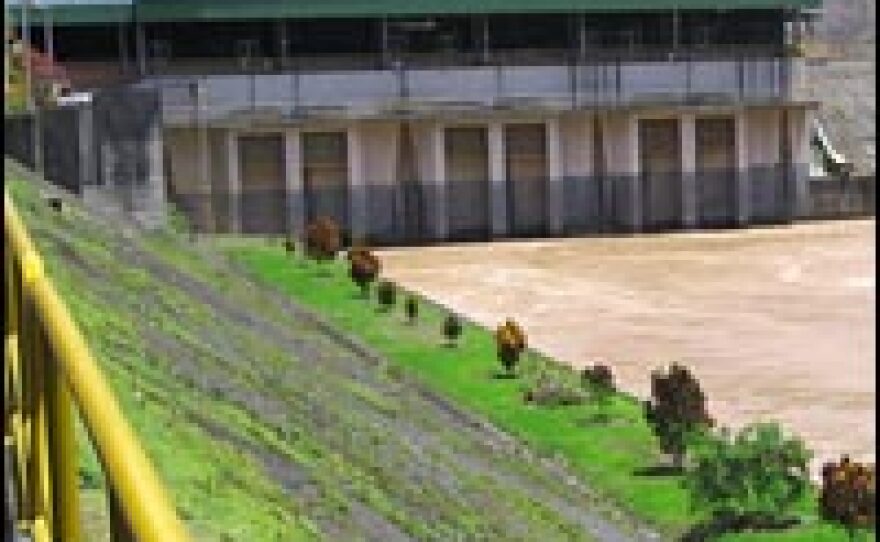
431 122 448 241
77 105 95 187
348 123 368 242
135 20 146 76
143 119 167 228
196 85 213 232
226 130 241 233
626 114 641 232
546 117 564 235
735 110 751 225
791 107 812 218
488 121 507 237
284 128 304 238
680 113 697 228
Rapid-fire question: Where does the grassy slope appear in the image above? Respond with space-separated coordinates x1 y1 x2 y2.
226 243 866 542
10 166 658 541
9 175 318 541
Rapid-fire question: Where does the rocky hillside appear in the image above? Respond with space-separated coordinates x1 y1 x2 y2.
798 0 875 175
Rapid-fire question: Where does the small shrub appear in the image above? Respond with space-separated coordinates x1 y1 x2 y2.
283 236 296 254
47 196 62 212
404 296 418 324
524 373 585 407
644 363 713 471
349 249 380 297
820 455 876 540
495 319 526 376
305 217 341 263
582 364 615 419
581 364 614 390
443 315 461 346
376 280 396 310
686 423 811 528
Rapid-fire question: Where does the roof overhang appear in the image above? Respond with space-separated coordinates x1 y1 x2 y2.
9 0 823 26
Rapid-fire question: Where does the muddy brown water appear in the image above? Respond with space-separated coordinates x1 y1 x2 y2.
378 220 876 478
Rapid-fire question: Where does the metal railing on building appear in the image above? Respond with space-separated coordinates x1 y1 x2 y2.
143 55 796 124
4 191 191 542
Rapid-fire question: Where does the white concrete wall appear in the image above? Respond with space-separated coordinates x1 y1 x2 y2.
412 120 447 240
789 107 813 217
284 128 304 237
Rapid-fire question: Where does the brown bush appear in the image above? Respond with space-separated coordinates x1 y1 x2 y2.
644 364 713 471
443 315 462 346
820 455 876 540
404 296 418 324
305 217 341 262
349 249 380 296
581 364 614 391
376 280 396 309
495 319 527 375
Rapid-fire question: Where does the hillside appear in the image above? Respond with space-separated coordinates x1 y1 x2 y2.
7 160 652 541
7 158 865 541
800 0 876 175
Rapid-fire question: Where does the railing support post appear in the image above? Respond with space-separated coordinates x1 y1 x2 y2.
108 484 136 542
47 344 79 542
32 327 54 539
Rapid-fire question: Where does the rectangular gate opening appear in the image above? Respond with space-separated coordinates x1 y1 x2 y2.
505 123 548 237
638 118 682 232
302 132 350 237
239 134 286 234
445 126 490 241
696 117 737 227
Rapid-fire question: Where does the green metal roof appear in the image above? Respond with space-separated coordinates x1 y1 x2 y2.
10 0 822 25
8 4 133 25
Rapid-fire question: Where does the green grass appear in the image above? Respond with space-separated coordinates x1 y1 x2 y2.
7 175 320 541
225 243 872 542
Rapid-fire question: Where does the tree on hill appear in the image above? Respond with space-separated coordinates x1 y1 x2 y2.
644 363 712 471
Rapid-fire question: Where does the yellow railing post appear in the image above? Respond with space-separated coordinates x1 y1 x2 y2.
29 302 54 540
20 279 36 525
108 484 136 542
5 191 192 542
46 332 80 542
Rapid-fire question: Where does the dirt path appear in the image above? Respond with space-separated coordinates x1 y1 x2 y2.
377 222 876 477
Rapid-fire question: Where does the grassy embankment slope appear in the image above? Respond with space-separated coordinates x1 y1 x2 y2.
9 163 670 541
226 244 866 542
8 168 320 541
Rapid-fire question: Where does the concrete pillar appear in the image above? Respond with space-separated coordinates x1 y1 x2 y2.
77 105 95 187
143 118 167 228
791 107 813 218
546 117 564 235
431 122 448 241
626 114 641 232
135 20 147 76
348 123 368 242
226 130 241 233
680 113 698 228
196 85 213 232
488 121 507 237
284 128 304 238
735 110 751 225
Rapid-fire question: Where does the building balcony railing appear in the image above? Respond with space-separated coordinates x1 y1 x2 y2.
139 56 797 123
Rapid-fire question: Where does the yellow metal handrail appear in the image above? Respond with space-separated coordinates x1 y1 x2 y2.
4 190 191 542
